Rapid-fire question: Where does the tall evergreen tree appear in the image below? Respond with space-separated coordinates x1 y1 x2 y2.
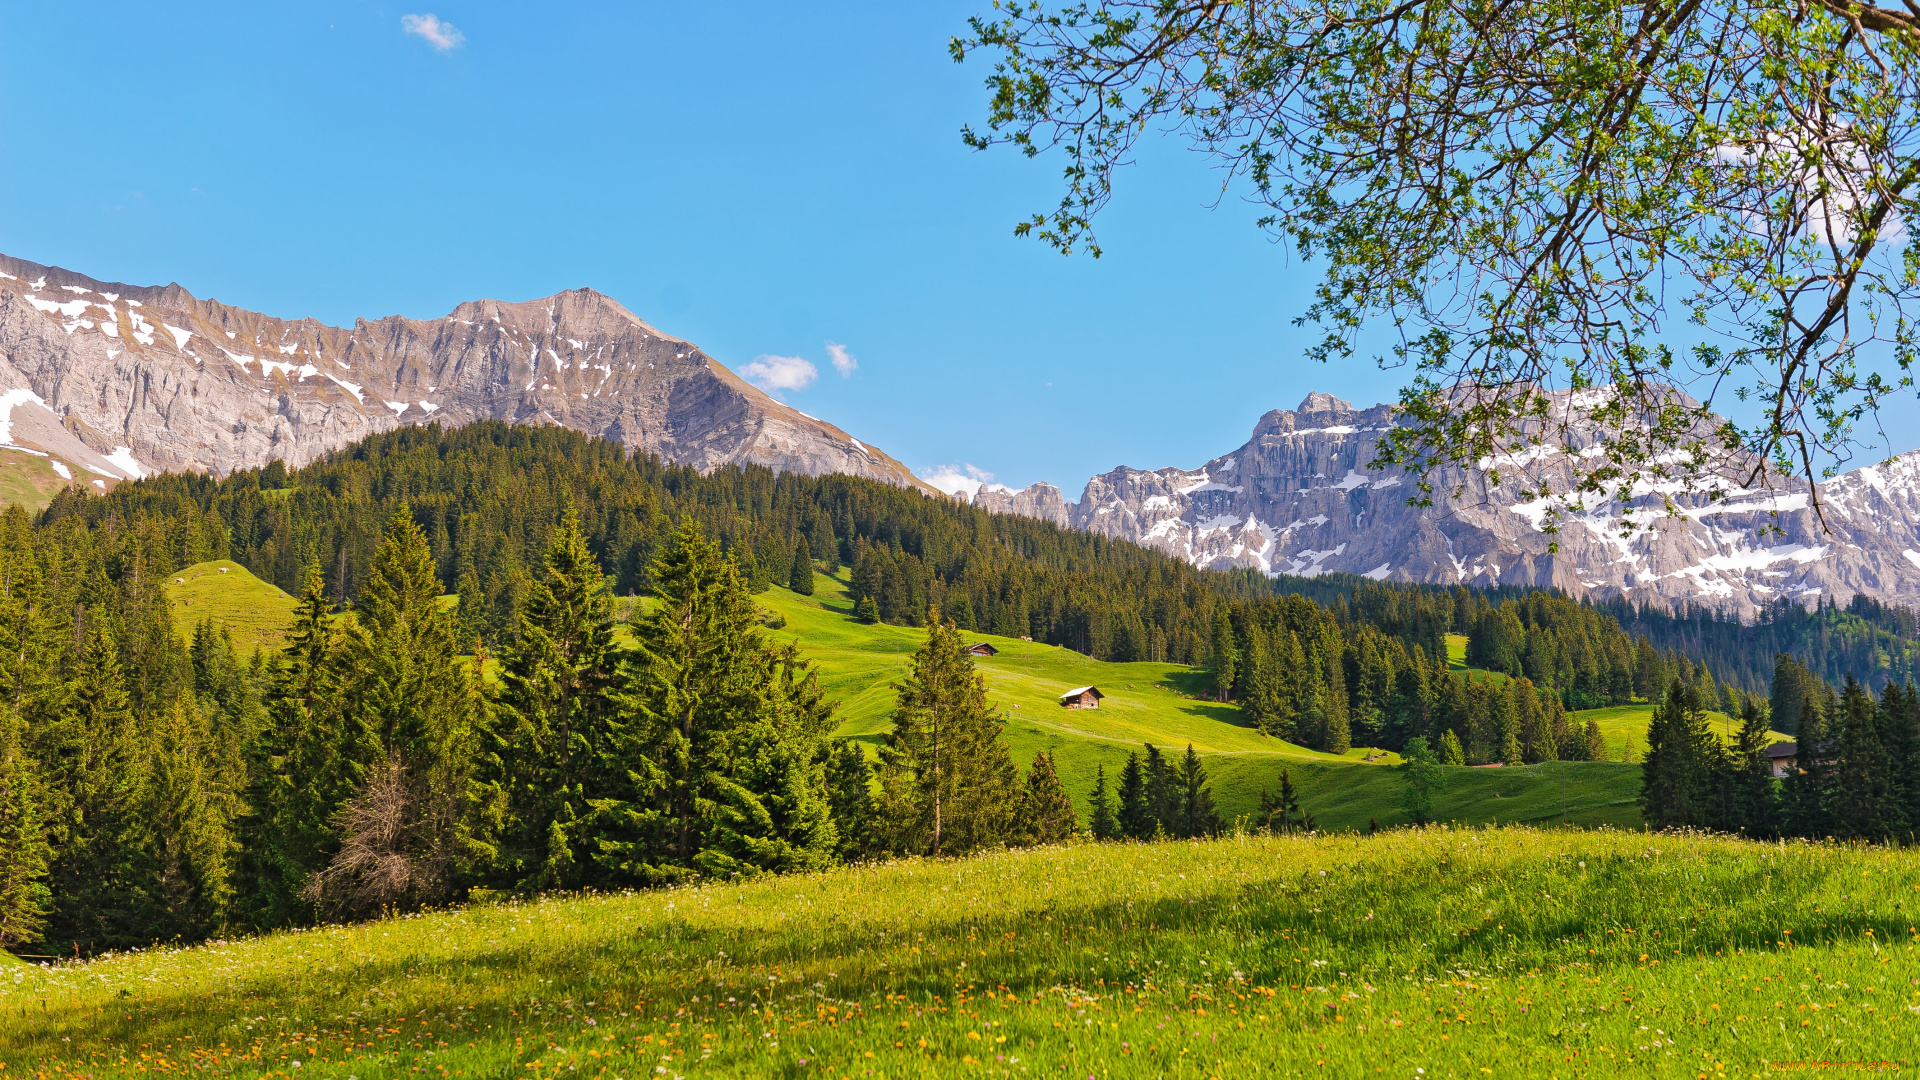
1086 763 1120 841
1207 611 1237 702
1640 681 1719 830
595 518 839 882
1828 677 1890 841
875 621 1018 856
1115 752 1151 839
494 506 620 892
0 704 50 948
1021 751 1077 844
789 543 816 596
825 740 877 860
1173 744 1219 838
1882 682 1920 836
1725 699 1778 837
307 510 497 916
1141 744 1178 837
39 622 144 954
1780 680 1836 838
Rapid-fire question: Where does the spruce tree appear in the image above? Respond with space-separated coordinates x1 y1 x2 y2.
825 740 876 860
1259 769 1312 834
308 509 496 916
1021 751 1077 844
1882 683 1920 836
1142 744 1178 836
875 621 1018 856
595 518 839 882
39 622 145 954
1828 676 1890 841
1116 752 1151 839
789 543 816 596
137 697 238 937
495 506 620 892
1780 682 1835 838
1087 763 1120 840
1207 611 1237 702
1726 699 1778 837
1640 681 1718 829
1173 744 1219 838
1439 729 1466 766
0 704 50 948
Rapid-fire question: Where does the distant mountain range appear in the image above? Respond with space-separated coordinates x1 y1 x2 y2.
0 253 930 499
966 393 1920 617
6 253 1918 615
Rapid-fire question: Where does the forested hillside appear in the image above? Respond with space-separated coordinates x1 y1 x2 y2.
39 422 1289 665
1603 594 1920 696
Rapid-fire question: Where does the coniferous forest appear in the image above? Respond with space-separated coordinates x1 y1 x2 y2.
3 423 1920 959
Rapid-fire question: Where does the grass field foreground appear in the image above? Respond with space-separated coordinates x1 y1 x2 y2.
3 827 1915 1077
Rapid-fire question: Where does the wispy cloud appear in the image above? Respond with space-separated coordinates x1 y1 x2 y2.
740 354 818 393
401 13 465 52
919 463 994 499
826 341 858 378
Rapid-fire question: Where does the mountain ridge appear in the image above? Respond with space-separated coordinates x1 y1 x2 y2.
969 393 1920 616
0 253 934 496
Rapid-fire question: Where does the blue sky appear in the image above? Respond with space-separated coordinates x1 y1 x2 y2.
2 3 1911 496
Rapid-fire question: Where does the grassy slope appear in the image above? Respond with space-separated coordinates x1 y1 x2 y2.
768 573 1646 830
162 564 1648 828
5 827 1913 1077
163 560 301 655
0 447 76 514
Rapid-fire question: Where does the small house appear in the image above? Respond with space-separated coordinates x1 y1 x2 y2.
964 642 999 657
1059 685 1104 709
1765 741 1798 778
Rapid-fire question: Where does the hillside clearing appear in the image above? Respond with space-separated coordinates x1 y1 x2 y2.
163 560 301 655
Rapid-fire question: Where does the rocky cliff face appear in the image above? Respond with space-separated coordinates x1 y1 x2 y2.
977 393 1920 615
0 253 930 495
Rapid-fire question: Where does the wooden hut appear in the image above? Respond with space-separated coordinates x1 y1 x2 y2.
1766 741 1799 778
1058 685 1104 709
964 642 999 657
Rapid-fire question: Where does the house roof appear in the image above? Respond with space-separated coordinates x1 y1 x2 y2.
1765 741 1798 758
1059 685 1104 700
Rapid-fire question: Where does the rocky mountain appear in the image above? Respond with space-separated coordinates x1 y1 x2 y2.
973 393 1920 615
0 253 929 500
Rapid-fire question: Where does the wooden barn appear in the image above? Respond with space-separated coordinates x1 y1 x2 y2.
964 642 999 657
1059 685 1104 709
1766 741 1799 778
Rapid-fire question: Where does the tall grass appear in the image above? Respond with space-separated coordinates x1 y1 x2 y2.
5 826 1914 1077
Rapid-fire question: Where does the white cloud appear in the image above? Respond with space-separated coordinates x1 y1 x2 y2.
739 353 817 393
826 341 857 377
401 13 465 51
919 463 994 499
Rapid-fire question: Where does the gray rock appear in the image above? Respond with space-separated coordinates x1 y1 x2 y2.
0 254 933 495
979 393 1920 615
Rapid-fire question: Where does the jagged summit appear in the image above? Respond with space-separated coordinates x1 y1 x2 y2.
1296 391 1351 414
969 393 1920 616
0 253 931 495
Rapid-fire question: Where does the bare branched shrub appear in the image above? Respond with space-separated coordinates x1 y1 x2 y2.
304 755 451 919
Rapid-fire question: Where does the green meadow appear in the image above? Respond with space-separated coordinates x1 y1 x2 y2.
158 561 1662 832
762 570 1646 831
165 559 302 655
4 827 1914 1077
